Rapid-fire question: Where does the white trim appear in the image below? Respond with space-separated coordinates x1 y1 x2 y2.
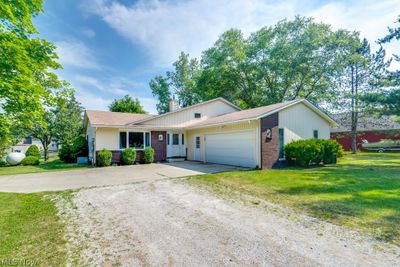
118 130 151 151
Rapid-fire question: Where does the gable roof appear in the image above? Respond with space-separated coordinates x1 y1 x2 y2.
85 110 153 127
129 97 242 125
331 113 400 132
187 99 336 129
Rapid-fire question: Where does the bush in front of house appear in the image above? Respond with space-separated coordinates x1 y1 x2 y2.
322 139 344 164
59 136 88 163
21 156 40 166
121 148 136 165
143 147 154 164
285 139 343 167
96 149 112 167
0 159 7 167
25 145 41 159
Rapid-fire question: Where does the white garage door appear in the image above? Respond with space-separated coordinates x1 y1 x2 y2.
205 131 256 168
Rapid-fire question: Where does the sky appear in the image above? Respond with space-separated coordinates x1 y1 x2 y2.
34 0 400 114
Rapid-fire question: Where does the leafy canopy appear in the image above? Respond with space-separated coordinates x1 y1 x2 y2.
109 95 148 114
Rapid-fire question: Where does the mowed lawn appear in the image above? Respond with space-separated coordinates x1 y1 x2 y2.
187 153 400 245
0 192 67 266
0 157 92 176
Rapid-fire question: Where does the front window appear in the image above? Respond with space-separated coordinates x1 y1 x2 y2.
145 132 150 147
172 134 179 145
278 128 284 158
120 132 127 149
196 136 200 149
129 132 144 149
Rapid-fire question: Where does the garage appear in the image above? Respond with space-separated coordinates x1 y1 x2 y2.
205 131 256 168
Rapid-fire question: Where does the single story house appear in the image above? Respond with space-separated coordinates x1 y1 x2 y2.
330 113 400 150
84 97 336 169
7 136 58 154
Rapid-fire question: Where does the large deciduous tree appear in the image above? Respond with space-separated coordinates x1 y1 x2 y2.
0 0 62 153
109 95 147 114
150 17 361 110
149 75 171 114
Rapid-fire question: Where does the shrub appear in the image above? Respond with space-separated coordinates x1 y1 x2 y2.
21 156 40 166
96 149 112 167
0 159 7 167
59 136 88 163
121 148 136 165
143 147 154 164
322 139 344 164
285 139 341 167
25 145 41 159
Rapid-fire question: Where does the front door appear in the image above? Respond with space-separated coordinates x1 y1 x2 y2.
167 132 185 158
194 136 201 161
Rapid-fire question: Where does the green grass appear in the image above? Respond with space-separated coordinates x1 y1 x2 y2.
187 152 400 245
0 157 92 176
0 192 68 266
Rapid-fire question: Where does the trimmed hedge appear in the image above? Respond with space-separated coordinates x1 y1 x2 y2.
121 148 136 165
143 147 154 164
25 145 41 159
284 139 343 167
96 149 112 167
21 156 40 166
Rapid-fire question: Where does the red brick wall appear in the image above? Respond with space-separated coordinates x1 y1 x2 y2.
331 130 400 151
151 131 167 162
97 150 143 165
261 113 280 169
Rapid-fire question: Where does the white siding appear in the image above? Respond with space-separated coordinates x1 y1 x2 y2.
278 102 330 144
86 122 96 162
186 120 260 167
95 128 119 151
140 100 238 127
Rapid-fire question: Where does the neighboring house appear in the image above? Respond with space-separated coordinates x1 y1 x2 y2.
84 98 335 168
330 113 400 151
8 136 58 154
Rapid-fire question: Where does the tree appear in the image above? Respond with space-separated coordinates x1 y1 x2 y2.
149 75 171 114
0 0 62 154
109 95 147 114
31 86 83 161
150 17 360 110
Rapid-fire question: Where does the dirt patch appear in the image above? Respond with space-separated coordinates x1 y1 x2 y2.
57 180 400 266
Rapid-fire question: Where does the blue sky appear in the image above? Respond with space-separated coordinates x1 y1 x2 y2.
34 0 400 114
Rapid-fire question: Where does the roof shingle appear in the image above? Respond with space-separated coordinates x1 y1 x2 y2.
86 110 153 126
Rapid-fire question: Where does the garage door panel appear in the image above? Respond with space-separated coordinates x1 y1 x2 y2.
205 131 256 168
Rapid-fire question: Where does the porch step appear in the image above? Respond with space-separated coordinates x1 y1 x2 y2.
167 157 186 162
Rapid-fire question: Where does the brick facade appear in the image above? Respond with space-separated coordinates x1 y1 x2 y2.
260 113 280 169
151 131 167 162
97 150 144 165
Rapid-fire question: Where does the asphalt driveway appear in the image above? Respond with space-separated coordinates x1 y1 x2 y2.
0 161 238 193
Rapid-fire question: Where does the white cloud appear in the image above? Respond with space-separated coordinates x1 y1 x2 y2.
83 0 400 69
56 40 100 69
82 28 96 38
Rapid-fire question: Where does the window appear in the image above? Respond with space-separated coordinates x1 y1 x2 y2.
313 130 319 139
167 134 170 145
119 132 127 149
145 132 150 147
172 134 179 145
182 134 184 145
196 136 200 149
194 113 201 118
129 132 144 149
278 128 284 158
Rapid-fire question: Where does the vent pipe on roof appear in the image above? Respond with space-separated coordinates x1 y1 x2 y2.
169 97 179 112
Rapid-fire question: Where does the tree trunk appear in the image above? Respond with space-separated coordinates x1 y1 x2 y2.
351 66 357 154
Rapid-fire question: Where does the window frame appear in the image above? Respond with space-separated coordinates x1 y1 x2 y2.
194 113 201 119
278 128 284 159
172 133 179 145
119 131 151 151
195 136 201 149
313 130 319 139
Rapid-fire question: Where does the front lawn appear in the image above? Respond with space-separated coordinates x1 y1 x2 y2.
0 192 67 266
0 157 92 176
187 153 400 245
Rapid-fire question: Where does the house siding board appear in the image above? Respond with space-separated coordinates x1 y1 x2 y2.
186 121 260 167
140 100 238 127
151 131 167 162
331 130 400 151
279 102 330 144
261 114 280 169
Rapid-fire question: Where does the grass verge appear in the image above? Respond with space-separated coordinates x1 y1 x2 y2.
0 157 92 176
186 152 400 245
0 192 68 266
